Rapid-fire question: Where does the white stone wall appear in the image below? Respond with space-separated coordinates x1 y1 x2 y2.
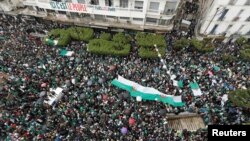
200 0 250 37
0 0 22 11
21 0 179 27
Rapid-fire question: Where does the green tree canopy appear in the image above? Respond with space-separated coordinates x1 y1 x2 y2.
229 89 250 108
173 38 190 51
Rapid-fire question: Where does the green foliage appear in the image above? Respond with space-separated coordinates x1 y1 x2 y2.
88 32 131 56
48 29 70 46
45 27 94 46
113 32 131 45
190 39 203 50
135 32 166 58
229 89 250 108
235 37 247 46
68 27 94 42
221 54 236 63
190 39 215 53
136 32 166 48
243 44 250 49
240 49 250 61
173 38 190 51
139 47 165 58
100 32 112 41
88 39 130 56
202 42 215 52
243 122 250 125
215 37 225 42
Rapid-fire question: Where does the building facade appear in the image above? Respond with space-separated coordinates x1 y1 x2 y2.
199 0 250 38
12 0 181 31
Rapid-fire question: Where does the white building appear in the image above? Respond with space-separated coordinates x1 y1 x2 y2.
2 0 181 31
199 0 250 38
0 0 23 11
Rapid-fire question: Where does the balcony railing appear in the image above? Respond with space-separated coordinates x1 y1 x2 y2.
23 1 145 18
147 9 159 13
23 0 37 5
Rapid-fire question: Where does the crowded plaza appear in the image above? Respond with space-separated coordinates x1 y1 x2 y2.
0 12 249 141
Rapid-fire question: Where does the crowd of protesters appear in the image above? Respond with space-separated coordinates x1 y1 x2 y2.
0 13 249 141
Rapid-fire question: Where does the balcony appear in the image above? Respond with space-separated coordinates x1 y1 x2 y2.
161 10 175 15
147 9 159 13
28 1 145 18
23 0 37 6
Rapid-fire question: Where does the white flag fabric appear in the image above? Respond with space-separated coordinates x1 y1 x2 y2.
112 75 185 107
44 87 63 105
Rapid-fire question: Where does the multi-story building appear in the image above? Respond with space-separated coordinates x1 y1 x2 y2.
198 0 250 39
0 0 181 31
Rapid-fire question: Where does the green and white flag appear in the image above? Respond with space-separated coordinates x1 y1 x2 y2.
173 80 184 88
60 49 74 56
44 87 63 105
45 38 58 46
189 82 202 96
111 76 184 107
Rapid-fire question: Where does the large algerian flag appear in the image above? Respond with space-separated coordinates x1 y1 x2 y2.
111 76 184 107
45 38 58 46
189 82 202 96
60 49 74 56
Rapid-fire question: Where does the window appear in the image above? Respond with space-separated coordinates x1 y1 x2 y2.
36 6 44 12
146 18 157 23
232 10 243 21
159 19 170 25
120 0 128 8
246 30 250 35
46 9 55 13
245 0 250 5
149 2 160 10
58 10 67 14
120 17 130 20
246 16 250 21
210 24 218 34
107 15 116 18
105 0 113 6
225 25 233 31
90 0 99 5
237 9 244 16
71 12 79 18
95 14 104 20
133 18 143 21
228 0 237 5
163 1 177 14
62 0 72 2
77 0 85 3
38 0 50 2
134 1 144 9
218 9 228 21
237 25 245 33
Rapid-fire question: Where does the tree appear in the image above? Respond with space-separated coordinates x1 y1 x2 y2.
100 32 111 41
221 54 236 63
240 49 250 61
235 37 247 46
190 39 215 53
229 89 250 108
173 38 190 51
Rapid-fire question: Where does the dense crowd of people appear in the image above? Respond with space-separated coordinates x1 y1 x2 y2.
0 13 249 140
